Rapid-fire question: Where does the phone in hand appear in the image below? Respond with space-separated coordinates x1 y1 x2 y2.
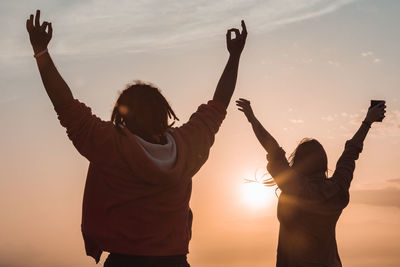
370 100 385 122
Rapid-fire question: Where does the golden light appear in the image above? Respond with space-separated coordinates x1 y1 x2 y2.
239 172 277 210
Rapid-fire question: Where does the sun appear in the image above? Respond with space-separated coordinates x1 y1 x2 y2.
240 181 277 210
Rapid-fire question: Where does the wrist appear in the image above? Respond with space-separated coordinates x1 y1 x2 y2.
34 48 49 58
362 120 372 127
229 53 241 60
33 46 48 55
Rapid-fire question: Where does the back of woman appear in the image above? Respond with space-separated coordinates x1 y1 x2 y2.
276 183 343 266
236 98 386 267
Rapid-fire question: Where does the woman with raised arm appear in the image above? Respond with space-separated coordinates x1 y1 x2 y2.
26 10 246 267
236 98 386 267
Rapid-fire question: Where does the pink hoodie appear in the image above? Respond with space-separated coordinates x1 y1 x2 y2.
55 99 226 263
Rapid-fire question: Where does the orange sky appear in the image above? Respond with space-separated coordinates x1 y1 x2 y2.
1 0 400 266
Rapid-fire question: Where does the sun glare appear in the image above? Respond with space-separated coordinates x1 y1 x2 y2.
240 181 277 210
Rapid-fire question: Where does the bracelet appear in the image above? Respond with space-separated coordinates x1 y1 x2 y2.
34 48 48 58
362 120 372 128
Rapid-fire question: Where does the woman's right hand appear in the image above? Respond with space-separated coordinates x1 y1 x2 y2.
226 20 247 57
26 10 53 54
236 98 256 123
364 102 386 124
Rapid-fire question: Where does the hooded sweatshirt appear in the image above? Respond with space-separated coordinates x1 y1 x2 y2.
267 139 363 267
55 99 226 263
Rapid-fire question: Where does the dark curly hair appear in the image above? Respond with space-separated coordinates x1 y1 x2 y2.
111 81 178 143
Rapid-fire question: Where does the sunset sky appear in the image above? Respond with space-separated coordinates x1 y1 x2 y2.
1 0 400 266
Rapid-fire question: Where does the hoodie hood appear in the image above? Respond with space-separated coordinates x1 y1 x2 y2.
133 132 177 170
119 126 185 185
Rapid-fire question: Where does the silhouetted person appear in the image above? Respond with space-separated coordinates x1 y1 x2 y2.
236 98 386 267
26 10 247 267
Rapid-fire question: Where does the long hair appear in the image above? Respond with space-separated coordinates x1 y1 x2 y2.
262 138 328 190
288 138 328 177
111 81 178 142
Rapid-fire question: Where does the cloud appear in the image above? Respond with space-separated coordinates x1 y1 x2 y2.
361 51 374 57
322 115 335 122
351 187 400 208
1 0 366 59
360 51 383 64
328 60 340 66
290 119 304 124
387 178 400 184
323 109 400 138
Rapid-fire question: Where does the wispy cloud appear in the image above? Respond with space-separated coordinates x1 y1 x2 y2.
321 108 400 139
1 0 366 59
351 187 400 208
290 119 304 124
328 60 341 66
361 51 374 57
360 50 382 64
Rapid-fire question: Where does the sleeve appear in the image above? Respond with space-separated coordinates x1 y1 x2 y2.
266 147 303 194
176 100 227 170
331 139 363 192
54 99 118 165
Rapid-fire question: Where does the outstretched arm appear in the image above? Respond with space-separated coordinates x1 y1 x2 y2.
332 102 386 191
237 98 302 193
26 10 73 109
236 98 280 153
351 102 386 145
213 21 247 108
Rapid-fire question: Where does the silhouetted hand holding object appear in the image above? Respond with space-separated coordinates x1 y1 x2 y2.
364 101 386 124
227 20 247 57
26 10 52 55
236 98 256 123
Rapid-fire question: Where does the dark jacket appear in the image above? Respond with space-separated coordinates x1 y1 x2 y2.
267 139 363 267
55 99 226 263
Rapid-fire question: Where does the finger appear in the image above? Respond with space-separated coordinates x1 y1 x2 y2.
236 103 245 108
35 10 41 28
241 20 247 38
27 14 34 32
236 99 248 104
238 98 249 102
48 22 53 38
226 30 232 45
377 102 385 107
238 99 250 105
236 102 249 108
41 21 48 31
231 28 240 39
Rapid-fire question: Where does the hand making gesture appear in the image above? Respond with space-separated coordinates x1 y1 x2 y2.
26 10 53 55
226 20 247 57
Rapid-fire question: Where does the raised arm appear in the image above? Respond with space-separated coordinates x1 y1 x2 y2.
212 21 247 108
26 10 73 109
237 98 306 194
236 98 280 153
332 102 386 191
